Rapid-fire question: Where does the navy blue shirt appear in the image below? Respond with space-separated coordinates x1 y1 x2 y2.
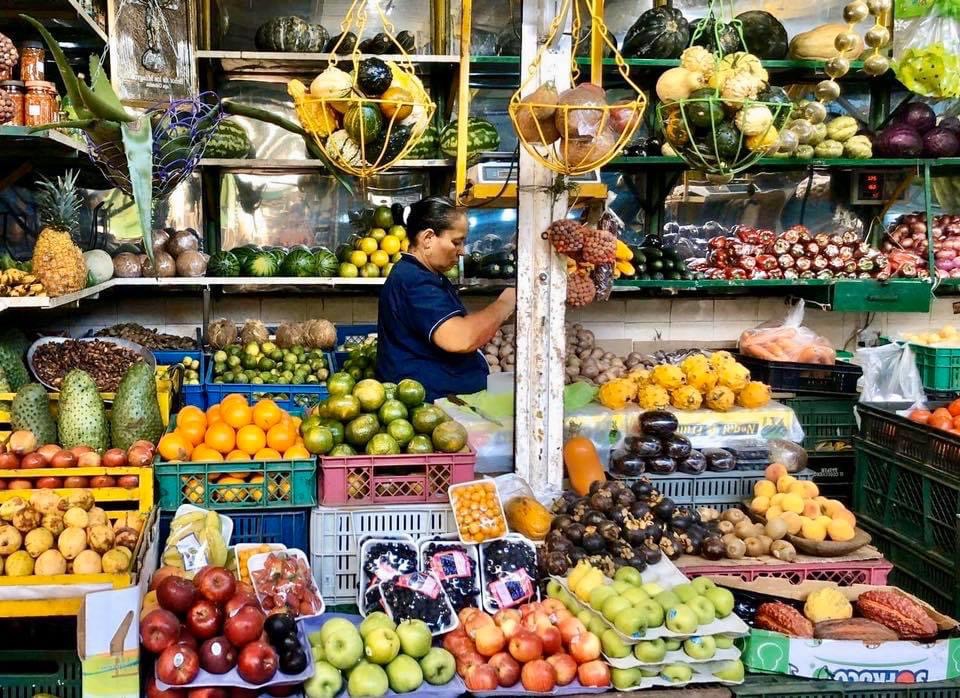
377 254 489 401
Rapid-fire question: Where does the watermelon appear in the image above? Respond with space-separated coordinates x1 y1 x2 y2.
280 248 316 277
263 247 287 266
406 125 439 159
314 249 339 277
230 246 260 270
440 117 500 161
243 251 279 277
205 120 252 159
207 250 241 277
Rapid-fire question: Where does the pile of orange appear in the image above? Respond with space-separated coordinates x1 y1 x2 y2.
908 399 960 434
157 396 307 463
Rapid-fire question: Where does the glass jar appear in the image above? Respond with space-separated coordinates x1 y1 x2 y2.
0 80 25 126
24 80 57 126
19 41 44 81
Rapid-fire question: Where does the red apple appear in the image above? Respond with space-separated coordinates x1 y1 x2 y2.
521 659 557 693
198 567 236 605
150 566 188 591
493 608 521 627
455 650 485 678
522 610 553 635
520 602 541 617
157 576 197 615
265 686 298 697
145 677 186 697
224 605 265 648
537 625 562 656
464 611 495 639
199 636 236 674
499 615 521 640
223 589 258 619
63 476 90 488
463 664 499 691
229 690 260 698
140 608 181 654
540 598 566 616
35 477 63 489
568 631 601 664
557 617 586 645
176 632 199 652
488 651 521 687
508 630 543 663
442 628 475 658
186 690 229 698
186 600 223 641
89 475 116 487
546 653 578 686
236 641 278 684
473 622 506 657
192 565 215 589
117 475 140 488
458 606 481 626
156 644 199 686
577 659 611 688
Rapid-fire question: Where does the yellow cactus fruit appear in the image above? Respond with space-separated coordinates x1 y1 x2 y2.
804 587 853 624
754 480 776 499
750 496 770 515
680 353 710 375
777 475 797 493
671 385 703 411
627 368 651 386
685 365 719 394
718 362 750 391
766 505 783 519
709 350 736 369
801 518 827 542
651 364 685 390
827 519 855 542
781 493 804 514
802 481 820 499
737 381 771 408
705 385 736 412
598 379 635 410
637 384 670 410
781 511 802 535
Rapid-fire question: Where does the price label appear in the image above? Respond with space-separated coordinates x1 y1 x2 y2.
430 550 472 581
396 571 443 599
175 533 208 572
488 569 535 609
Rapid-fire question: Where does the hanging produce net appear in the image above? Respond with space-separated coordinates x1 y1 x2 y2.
655 2 793 180
508 0 647 176
84 92 223 199
893 0 960 98
288 0 435 177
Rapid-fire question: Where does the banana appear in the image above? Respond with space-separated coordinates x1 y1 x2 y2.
205 510 221 535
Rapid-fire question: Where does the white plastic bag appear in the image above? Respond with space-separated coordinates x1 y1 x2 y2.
856 343 925 403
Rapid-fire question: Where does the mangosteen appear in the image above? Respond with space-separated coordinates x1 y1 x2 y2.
611 541 636 560
630 478 656 500
622 518 647 546
687 523 707 540
551 514 573 532
659 531 683 560
625 434 661 457
670 507 695 530
614 488 636 508
583 511 608 527
598 521 621 545
630 501 652 520
582 528 605 555
681 529 703 555
662 434 693 460
608 480 629 493
588 480 605 495
547 536 575 557
677 450 707 474
589 489 615 513
545 529 568 548
646 455 676 475
609 507 629 526
544 551 570 576
701 536 724 561
564 523 586 545
569 547 588 564
622 557 647 574
588 555 616 577
639 410 679 437
652 497 677 521
570 498 591 522
552 491 579 514
641 520 664 544
640 541 663 565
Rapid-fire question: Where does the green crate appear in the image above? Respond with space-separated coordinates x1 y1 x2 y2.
911 344 960 392
733 674 960 698
0 649 82 698
155 459 317 510
781 396 857 456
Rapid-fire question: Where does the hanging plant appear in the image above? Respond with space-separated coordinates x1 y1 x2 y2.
508 0 647 175
287 0 436 177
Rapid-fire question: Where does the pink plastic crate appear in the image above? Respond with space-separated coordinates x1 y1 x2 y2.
678 557 893 587
319 448 476 505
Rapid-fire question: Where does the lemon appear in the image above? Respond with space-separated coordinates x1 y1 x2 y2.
348 250 368 267
380 235 401 255
370 249 390 268
390 252 402 263
369 227 387 242
338 262 359 278
401 239 410 252
357 237 378 255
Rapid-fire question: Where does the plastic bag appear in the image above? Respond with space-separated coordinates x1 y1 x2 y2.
161 505 228 575
856 342 925 403
495 473 560 541
739 299 837 365
893 0 960 98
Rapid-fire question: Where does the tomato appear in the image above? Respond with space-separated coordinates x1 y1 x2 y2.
933 407 953 421
949 399 960 417
910 409 932 424
930 415 954 431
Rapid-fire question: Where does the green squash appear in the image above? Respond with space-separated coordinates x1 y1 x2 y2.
707 122 742 161
356 57 393 97
691 17 742 56
622 7 691 59
255 16 329 52
207 251 240 277
736 11 789 60
756 86 793 129
344 103 383 145
683 88 725 129
814 139 844 159
368 125 412 164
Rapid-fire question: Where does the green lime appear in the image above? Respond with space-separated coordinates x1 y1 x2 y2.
345 414 380 447
329 443 357 456
373 206 395 229
322 419 345 445
328 372 356 397
395 379 426 407
353 379 386 412
303 426 334 454
366 432 401 455
378 398 407 424
327 394 361 422
406 434 434 454
360 262 380 278
387 418 415 446
411 405 446 435
300 415 323 434
339 262 359 278
382 382 397 401
432 420 468 453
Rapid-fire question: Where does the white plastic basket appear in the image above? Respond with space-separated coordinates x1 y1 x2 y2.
309 504 456 605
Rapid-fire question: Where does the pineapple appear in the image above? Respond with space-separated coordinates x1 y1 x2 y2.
31 170 87 297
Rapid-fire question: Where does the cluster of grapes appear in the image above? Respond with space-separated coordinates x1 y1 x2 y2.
0 33 16 78
581 227 617 265
566 271 597 307
545 219 585 254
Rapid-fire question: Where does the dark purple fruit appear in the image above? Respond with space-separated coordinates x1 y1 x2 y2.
701 536 724 560
659 531 684 559
551 514 573 532
588 480 605 495
569 547 588 564
582 530 605 554
640 410 679 437
677 450 707 474
641 520 664 544
625 434 661 457
630 501 652 520
589 490 615 513
614 488 636 508
662 434 693 460
670 507 695 530
545 551 570 576
652 497 676 521
564 522 585 545
552 491 579 514
611 450 646 477
630 478 656 500
640 541 663 565
646 456 676 475
703 448 735 472
583 511 608 527
598 521 621 544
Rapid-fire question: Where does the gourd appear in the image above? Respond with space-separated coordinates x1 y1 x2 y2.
368 125 412 163
310 66 354 113
721 73 761 107
844 134 873 159
598 379 634 409
504 496 553 540
735 105 774 137
711 52 768 91
563 436 605 496
737 381 771 408
796 144 815 159
809 123 828 146
621 7 691 59
680 47 716 79
708 122 742 161
747 127 779 153
656 67 706 103
343 103 383 144
83 250 114 285
804 587 853 623
789 24 864 61
684 88 725 128
757 86 792 127
255 17 329 52
826 116 859 143
691 17 742 56
326 130 363 166
814 138 844 159
736 11 789 60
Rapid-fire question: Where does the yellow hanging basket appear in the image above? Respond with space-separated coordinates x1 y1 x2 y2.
288 0 436 177
508 0 647 176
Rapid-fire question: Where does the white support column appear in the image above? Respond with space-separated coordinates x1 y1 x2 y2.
513 0 569 488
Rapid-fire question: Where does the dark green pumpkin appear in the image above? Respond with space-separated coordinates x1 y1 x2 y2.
255 16 329 52
683 89 725 129
368 125 412 163
622 7 691 59
736 11 789 60
691 17 742 56
707 122 742 161
757 86 792 128
356 57 393 97
325 32 357 54
344 103 383 144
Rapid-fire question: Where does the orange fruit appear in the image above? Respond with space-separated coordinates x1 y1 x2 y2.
220 394 248 407
204 422 236 454
266 423 297 452
283 444 310 459
253 399 284 431
191 445 224 462
225 450 249 461
222 400 253 429
254 447 282 461
176 420 207 447
158 432 193 461
236 425 267 456
206 404 222 425
177 406 206 429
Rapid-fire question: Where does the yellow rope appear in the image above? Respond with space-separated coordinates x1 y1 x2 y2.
455 0 473 204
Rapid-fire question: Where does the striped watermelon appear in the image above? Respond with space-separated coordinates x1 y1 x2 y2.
205 120 251 159
440 117 500 161
407 125 440 159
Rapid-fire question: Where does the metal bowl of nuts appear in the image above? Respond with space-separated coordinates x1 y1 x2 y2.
27 337 156 393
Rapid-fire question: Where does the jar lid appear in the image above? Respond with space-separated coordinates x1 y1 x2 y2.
19 41 44 50
23 80 55 89
0 80 25 88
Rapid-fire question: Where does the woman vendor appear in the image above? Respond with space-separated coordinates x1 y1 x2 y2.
377 196 516 401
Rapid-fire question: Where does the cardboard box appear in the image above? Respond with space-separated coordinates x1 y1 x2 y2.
717 576 960 683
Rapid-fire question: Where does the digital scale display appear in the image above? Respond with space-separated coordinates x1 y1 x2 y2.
851 171 910 205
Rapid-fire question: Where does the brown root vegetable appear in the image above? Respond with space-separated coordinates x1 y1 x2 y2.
167 229 201 257
175 250 208 277
555 83 607 138
112 253 142 278
240 319 269 345
521 81 559 120
141 251 177 278
561 127 618 168
609 101 643 136
207 319 237 349
516 108 561 145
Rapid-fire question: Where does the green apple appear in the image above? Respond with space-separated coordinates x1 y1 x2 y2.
683 635 717 660
588 613 608 637
663 638 682 651
303 660 343 698
614 566 643 587
715 635 734 650
323 625 365 671
633 638 666 663
665 604 699 634
546 579 564 598
386 654 423 693
602 596 633 622
577 609 594 627
319 617 357 645
623 587 650 605
364 627 401 665
691 577 716 595
688 596 716 625
672 583 698 604
601 628 631 658
611 667 643 690
612 580 633 594
589 585 617 612
713 659 745 682
348 661 389 697
639 667 659 677
640 582 664 597
704 588 735 619
654 590 681 611
312 644 326 662
396 619 432 659
660 663 694 683
308 630 324 648
360 612 396 639
613 607 646 637
420 647 456 686
635 599 664 628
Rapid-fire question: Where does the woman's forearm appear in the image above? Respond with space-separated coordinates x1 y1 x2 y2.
434 293 515 353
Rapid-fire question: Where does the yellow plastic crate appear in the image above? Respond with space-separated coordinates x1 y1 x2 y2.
0 466 154 512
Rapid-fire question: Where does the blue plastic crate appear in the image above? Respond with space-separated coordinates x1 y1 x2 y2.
155 350 206 409
204 361 329 412
160 507 311 552
333 324 377 370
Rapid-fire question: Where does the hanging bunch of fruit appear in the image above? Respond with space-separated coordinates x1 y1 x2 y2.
509 0 646 175
545 219 617 307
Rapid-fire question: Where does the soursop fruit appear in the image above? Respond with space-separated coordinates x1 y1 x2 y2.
0 329 30 390
110 362 163 451
0 367 10 413
58 369 109 452
11 383 57 445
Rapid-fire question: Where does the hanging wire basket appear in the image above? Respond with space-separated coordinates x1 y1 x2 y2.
84 92 223 199
507 0 647 176
288 0 436 178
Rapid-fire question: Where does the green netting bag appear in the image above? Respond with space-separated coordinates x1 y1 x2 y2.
893 0 960 97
